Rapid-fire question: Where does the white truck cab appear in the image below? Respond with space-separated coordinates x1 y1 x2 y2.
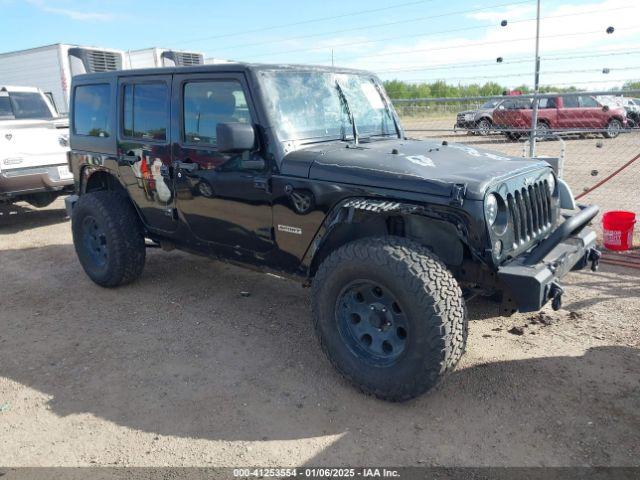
0 86 73 207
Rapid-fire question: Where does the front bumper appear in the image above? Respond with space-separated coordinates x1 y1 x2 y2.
455 119 476 130
497 205 599 314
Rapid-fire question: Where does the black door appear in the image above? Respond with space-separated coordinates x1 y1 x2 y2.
116 74 177 233
171 73 274 254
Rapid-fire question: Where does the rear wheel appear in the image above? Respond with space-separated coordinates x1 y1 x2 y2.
534 121 551 140
71 191 145 287
604 118 622 138
312 236 468 401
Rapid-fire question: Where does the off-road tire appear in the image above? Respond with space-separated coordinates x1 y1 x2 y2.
72 191 145 287
312 236 468 401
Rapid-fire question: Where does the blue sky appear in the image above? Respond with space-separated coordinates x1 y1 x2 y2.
2 0 639 89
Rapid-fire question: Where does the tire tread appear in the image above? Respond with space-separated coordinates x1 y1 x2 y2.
312 236 468 401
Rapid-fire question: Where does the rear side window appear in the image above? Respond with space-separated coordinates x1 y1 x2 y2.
122 83 168 141
74 84 111 137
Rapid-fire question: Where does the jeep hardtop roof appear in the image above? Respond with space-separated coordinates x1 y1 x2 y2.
71 63 375 83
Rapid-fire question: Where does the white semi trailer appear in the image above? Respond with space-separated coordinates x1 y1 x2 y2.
0 43 125 114
124 48 204 69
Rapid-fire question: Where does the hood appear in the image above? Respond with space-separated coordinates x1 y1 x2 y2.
458 108 493 116
282 138 551 200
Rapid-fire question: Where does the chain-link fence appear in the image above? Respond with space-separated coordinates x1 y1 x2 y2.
392 90 640 242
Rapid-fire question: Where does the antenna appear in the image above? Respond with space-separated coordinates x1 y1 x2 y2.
529 0 541 158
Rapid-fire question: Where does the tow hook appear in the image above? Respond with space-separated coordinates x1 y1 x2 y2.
549 282 564 311
588 248 601 272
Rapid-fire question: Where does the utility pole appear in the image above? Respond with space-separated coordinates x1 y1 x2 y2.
529 0 541 158
331 49 334 67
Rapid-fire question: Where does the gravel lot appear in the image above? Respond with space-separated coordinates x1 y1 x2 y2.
0 198 639 467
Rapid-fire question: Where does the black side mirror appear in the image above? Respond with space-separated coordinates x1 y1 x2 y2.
217 122 256 153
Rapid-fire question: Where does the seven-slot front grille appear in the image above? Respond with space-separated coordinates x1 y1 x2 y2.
506 180 552 245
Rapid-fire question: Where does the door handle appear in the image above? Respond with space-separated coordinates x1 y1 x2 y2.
119 154 139 166
253 178 270 192
174 161 199 172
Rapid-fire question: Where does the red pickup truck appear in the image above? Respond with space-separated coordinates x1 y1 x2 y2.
493 94 628 140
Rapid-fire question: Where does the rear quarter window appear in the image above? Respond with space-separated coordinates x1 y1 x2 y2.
73 84 111 137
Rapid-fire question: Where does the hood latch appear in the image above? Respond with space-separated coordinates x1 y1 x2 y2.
450 183 467 207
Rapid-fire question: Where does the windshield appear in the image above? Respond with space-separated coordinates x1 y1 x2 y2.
258 71 397 142
481 99 501 109
0 92 54 120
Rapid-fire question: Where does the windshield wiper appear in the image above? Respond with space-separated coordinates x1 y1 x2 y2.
335 80 359 145
372 81 401 139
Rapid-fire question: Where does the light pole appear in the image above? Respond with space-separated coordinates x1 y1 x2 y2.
529 0 541 158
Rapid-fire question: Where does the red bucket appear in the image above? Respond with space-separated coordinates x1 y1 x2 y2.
602 211 636 251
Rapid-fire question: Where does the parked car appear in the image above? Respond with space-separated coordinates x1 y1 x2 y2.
65 64 600 401
626 98 640 127
0 86 73 207
454 98 513 135
494 94 628 140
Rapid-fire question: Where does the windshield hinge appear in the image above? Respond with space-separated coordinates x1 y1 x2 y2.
450 184 467 206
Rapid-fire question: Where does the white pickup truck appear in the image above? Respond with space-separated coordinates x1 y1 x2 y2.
1 86 73 207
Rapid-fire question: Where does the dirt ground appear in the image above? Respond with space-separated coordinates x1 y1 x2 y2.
0 198 639 467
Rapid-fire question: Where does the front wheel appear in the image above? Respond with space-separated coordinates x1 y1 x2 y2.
71 191 146 287
312 236 468 401
476 118 492 136
603 118 622 138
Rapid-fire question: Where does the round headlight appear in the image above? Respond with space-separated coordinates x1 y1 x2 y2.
485 193 498 225
547 173 556 194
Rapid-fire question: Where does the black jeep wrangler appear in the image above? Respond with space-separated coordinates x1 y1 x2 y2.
65 64 600 401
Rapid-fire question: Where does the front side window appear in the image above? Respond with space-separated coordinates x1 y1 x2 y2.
539 98 557 109
183 80 252 145
563 95 579 108
74 84 111 137
258 71 396 142
481 99 500 109
579 96 599 108
123 82 168 141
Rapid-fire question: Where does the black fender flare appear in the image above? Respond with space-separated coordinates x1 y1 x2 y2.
300 197 483 276
79 156 122 194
